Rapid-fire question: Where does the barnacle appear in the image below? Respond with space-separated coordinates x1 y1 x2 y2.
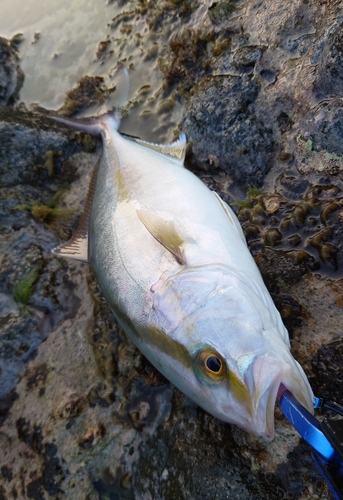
236 181 343 277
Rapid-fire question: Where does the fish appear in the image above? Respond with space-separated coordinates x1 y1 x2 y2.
52 109 314 440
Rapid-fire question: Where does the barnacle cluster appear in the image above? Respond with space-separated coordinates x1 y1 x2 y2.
236 181 343 279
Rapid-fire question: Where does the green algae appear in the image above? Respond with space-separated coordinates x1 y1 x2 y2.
247 185 263 198
305 139 313 153
16 190 74 224
295 137 343 175
14 267 40 304
230 186 262 208
230 200 253 208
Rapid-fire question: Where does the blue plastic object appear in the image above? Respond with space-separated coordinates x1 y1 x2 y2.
313 396 323 410
279 390 341 462
279 390 343 500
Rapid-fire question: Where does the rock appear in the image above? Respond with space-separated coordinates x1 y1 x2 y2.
0 37 24 105
182 76 274 186
0 106 98 426
311 338 343 399
314 22 343 98
0 105 175 499
0 106 95 187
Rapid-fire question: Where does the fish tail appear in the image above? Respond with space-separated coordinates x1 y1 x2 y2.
48 67 130 135
48 111 115 136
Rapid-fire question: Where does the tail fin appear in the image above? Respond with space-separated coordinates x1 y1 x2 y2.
49 114 106 136
49 67 130 135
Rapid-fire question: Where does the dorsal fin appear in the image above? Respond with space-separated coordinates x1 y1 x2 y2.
136 209 186 264
212 191 247 244
129 134 186 165
52 158 101 262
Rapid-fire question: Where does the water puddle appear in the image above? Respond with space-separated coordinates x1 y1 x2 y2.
0 0 117 107
0 0 186 141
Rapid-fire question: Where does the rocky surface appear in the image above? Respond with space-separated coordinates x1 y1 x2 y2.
0 37 24 105
182 76 274 186
1 2 343 499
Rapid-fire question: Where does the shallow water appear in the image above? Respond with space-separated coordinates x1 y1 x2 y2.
0 0 118 108
0 0 184 140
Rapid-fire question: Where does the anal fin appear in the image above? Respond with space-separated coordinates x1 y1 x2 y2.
52 158 101 262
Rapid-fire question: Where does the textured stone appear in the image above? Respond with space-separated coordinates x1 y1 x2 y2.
0 37 24 105
182 76 274 186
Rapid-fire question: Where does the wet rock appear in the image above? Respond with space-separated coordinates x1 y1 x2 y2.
0 389 18 427
277 175 310 201
232 46 263 73
315 22 343 98
310 339 343 400
0 101 175 498
255 247 311 285
0 37 24 105
60 76 116 117
235 180 343 279
0 106 99 426
133 398 325 500
182 76 274 186
294 100 343 182
0 106 95 187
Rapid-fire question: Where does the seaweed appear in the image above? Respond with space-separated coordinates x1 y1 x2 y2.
14 268 40 305
16 190 74 225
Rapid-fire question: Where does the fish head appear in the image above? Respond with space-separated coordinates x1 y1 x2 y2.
148 264 314 440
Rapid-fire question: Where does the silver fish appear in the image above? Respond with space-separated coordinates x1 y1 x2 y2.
52 111 313 440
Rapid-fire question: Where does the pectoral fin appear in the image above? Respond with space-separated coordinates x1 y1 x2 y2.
136 209 186 265
52 158 100 262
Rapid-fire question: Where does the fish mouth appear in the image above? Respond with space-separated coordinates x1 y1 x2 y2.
236 352 314 440
246 355 282 440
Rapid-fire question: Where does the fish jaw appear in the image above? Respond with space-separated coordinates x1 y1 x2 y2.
188 347 314 440
234 351 314 440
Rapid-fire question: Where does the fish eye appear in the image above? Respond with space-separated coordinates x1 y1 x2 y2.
206 355 222 373
193 348 227 383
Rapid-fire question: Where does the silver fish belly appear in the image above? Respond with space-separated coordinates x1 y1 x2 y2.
53 113 314 440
